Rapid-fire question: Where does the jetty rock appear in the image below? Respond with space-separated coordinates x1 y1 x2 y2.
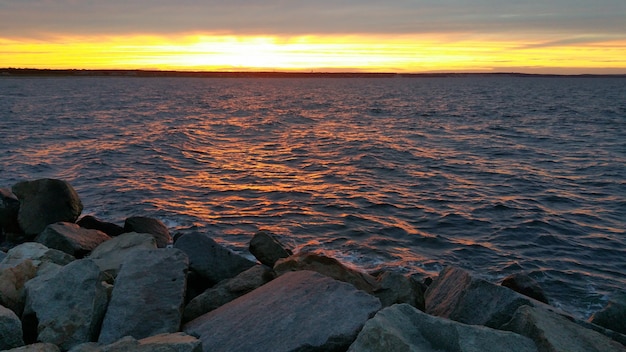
11 178 83 237
35 222 110 258
248 230 292 267
123 216 172 248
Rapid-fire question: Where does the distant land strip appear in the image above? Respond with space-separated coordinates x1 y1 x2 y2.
1 68 625 78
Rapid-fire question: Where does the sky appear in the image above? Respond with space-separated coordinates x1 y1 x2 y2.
1 0 626 73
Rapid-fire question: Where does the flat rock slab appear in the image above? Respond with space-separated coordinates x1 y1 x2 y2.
36 222 110 258
70 333 201 352
502 305 626 352
98 248 189 344
184 270 381 352
348 303 537 352
87 232 157 277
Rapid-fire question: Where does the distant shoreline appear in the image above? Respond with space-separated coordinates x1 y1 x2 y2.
2 68 625 78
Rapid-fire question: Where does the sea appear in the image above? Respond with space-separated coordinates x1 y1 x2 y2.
1 74 624 319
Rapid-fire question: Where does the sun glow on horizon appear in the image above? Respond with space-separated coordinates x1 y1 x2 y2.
1 33 626 74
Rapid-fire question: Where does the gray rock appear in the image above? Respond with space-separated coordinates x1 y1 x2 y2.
70 333 202 352
348 303 537 352
184 270 381 352
3 343 61 352
0 259 37 315
0 187 22 241
183 264 274 322
373 271 425 310
174 232 255 285
87 232 157 277
123 216 172 248
274 251 379 293
77 215 124 237
248 230 292 266
590 292 626 335
98 248 189 344
0 304 25 350
0 242 74 271
501 273 549 304
12 179 83 237
502 305 626 352
425 266 544 328
36 222 111 258
23 259 108 350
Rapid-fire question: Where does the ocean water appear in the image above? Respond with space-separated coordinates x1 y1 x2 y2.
1 75 625 318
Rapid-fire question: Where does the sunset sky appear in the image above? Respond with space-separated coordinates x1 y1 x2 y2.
1 1 625 73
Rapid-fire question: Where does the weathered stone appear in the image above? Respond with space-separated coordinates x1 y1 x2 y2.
0 242 74 271
0 250 6 262
0 259 37 315
98 248 188 344
36 222 110 258
248 230 292 266
123 216 172 248
373 270 425 310
87 232 157 277
590 292 626 335
3 343 61 352
0 304 25 350
70 333 202 352
501 273 550 304
184 270 381 352
0 188 22 241
183 264 274 322
23 259 108 350
425 266 544 328
348 303 537 352
174 232 255 285
274 251 379 293
502 305 625 352
12 179 83 237
77 215 124 237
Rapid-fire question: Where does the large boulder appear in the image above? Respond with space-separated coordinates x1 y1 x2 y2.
183 264 274 322
184 270 381 352
373 270 425 310
22 259 109 350
123 216 172 248
0 259 37 315
502 305 626 352
425 266 545 328
12 179 83 237
174 232 255 286
348 303 537 352
0 304 24 350
0 242 74 271
77 215 124 237
248 230 292 267
87 232 157 277
98 248 189 344
0 188 22 241
501 273 550 304
36 222 110 258
70 333 201 352
274 252 379 293
590 292 626 335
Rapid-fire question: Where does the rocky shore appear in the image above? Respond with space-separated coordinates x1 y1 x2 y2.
1 178 625 352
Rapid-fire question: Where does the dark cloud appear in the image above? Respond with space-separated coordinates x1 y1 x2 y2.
1 0 625 38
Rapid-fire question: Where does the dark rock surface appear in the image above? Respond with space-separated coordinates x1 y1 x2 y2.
98 248 189 344
348 303 538 352
502 305 626 352
123 216 172 248
590 292 626 335
0 304 25 350
184 270 381 352
374 270 426 310
248 230 292 267
274 251 379 293
174 232 255 286
23 259 108 350
4 343 61 351
70 333 201 352
77 215 124 237
36 222 110 258
501 272 550 304
0 188 22 241
87 232 157 277
12 179 83 237
183 264 274 322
